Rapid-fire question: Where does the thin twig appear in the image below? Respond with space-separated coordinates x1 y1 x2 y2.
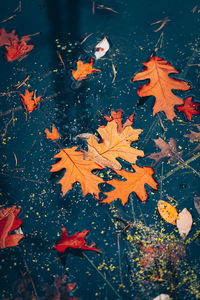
0 172 46 184
83 253 122 299
80 33 94 45
161 153 200 181
1 114 14 139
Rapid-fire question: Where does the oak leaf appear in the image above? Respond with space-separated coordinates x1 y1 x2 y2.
5 35 34 62
194 197 200 215
20 89 41 113
83 117 144 170
45 125 60 141
132 56 191 122
50 146 103 197
72 58 101 81
0 28 16 47
148 137 181 163
176 96 200 120
184 124 200 151
102 164 158 205
103 109 134 133
0 205 24 249
177 208 193 238
53 228 100 253
157 200 178 225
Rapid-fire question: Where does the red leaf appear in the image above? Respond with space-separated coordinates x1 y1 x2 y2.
0 28 16 47
20 89 41 113
5 35 34 62
45 125 60 141
0 205 24 249
176 96 200 120
53 228 100 253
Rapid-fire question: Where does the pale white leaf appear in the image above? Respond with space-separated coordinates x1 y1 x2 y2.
177 208 193 238
153 294 170 300
95 37 110 59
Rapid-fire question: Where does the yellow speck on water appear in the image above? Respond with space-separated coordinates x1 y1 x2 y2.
30 207 33 210
68 49 72 52
127 234 133 242
95 293 98 296
101 230 104 234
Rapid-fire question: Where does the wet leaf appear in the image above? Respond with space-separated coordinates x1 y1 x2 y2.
20 89 41 113
5 35 34 62
94 36 110 60
83 111 144 170
53 228 100 253
148 137 181 163
194 197 200 215
157 200 178 225
0 205 24 249
45 125 60 141
0 28 16 47
50 146 103 197
184 125 200 152
177 208 193 238
153 294 170 300
132 56 191 121
72 58 101 81
176 96 200 120
102 164 158 205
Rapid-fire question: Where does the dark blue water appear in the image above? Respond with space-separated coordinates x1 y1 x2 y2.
0 0 200 299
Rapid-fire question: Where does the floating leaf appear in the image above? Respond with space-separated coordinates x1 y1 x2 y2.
177 208 193 238
132 56 191 122
94 36 110 59
157 200 178 225
45 125 60 141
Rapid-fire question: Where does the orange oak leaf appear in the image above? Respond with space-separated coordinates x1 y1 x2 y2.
0 205 24 249
53 228 100 253
20 89 41 113
50 146 103 197
148 137 181 164
45 125 60 141
132 56 191 122
83 117 144 170
0 28 16 47
102 164 158 205
72 58 101 81
103 109 134 133
176 96 200 120
5 35 34 62
157 200 178 225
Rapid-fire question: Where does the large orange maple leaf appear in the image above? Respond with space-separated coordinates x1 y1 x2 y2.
83 117 144 170
102 164 158 205
50 146 103 197
132 56 191 122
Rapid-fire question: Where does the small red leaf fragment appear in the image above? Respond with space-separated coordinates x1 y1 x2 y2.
45 125 60 141
176 96 200 120
53 228 100 253
0 28 16 47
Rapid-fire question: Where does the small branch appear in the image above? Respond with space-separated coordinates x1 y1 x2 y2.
161 153 200 181
83 253 122 299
